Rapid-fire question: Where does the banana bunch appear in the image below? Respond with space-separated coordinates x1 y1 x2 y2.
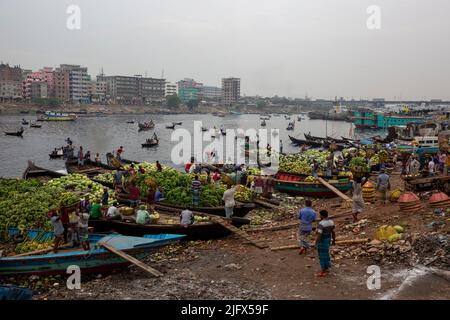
304 176 318 182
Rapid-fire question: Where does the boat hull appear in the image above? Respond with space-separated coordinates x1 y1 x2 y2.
274 175 352 198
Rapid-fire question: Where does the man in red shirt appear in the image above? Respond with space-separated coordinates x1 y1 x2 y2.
128 184 140 207
116 146 124 160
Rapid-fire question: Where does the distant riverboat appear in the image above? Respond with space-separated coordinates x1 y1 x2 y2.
37 111 77 121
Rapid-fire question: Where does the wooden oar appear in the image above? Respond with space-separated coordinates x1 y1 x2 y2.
99 242 163 277
317 177 353 202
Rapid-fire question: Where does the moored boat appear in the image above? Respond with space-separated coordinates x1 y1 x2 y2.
0 228 184 276
274 172 352 198
65 159 117 177
288 135 323 148
138 122 155 130
22 161 66 183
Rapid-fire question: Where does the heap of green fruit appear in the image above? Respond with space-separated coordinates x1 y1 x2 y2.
46 174 116 205
279 150 330 174
234 185 254 202
15 240 53 254
194 215 210 222
0 179 67 231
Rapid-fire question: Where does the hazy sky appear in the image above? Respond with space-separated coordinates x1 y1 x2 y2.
1 0 449 100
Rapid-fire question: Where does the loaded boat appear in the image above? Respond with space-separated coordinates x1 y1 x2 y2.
274 172 352 198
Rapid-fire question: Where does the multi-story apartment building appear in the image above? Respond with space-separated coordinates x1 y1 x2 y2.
54 64 90 103
177 78 203 103
30 82 48 100
200 85 222 100
22 67 55 100
221 77 240 104
104 75 165 104
0 63 23 102
165 82 177 97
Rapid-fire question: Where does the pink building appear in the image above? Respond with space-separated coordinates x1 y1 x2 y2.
22 67 55 100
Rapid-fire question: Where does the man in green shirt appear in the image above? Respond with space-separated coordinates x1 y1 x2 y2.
136 205 150 225
90 199 102 219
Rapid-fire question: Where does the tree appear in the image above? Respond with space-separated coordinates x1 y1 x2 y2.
186 99 199 110
256 100 267 108
166 94 181 109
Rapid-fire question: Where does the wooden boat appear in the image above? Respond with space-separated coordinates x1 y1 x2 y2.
120 158 141 165
65 159 117 177
126 120 135 124
21 120 29 125
286 124 294 131
288 135 323 148
138 122 154 130
341 136 359 143
284 115 291 120
22 161 66 183
116 193 255 218
221 129 226 136
141 139 159 148
173 122 182 125
304 133 326 142
30 123 42 128
89 210 249 240
0 228 184 276
274 172 352 198
201 127 208 132
4 129 24 137
261 120 266 126
165 124 176 129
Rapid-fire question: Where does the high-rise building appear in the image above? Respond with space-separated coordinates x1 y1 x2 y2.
165 82 177 97
0 63 23 102
200 85 222 100
221 77 240 104
104 75 165 104
54 64 90 103
177 78 203 103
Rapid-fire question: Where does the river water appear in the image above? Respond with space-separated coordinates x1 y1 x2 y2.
0 113 383 177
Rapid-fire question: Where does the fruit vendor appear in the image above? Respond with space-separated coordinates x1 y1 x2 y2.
102 188 109 215
128 184 141 207
314 210 336 277
310 160 319 178
191 175 202 206
49 211 64 253
298 199 316 255
113 170 124 191
180 208 194 226
116 146 124 160
90 199 103 219
223 184 236 218
351 177 366 223
376 168 391 205
78 211 90 250
156 160 162 172
77 146 84 167
136 205 151 225
106 201 121 221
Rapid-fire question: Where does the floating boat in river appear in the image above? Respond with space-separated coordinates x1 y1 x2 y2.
4 128 24 137
138 122 155 130
141 139 159 148
21 119 29 125
30 123 42 128
288 135 323 148
37 111 77 121
274 172 352 198
0 228 184 276
22 161 66 182
165 123 176 129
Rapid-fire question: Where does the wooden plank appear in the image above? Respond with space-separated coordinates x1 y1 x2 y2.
246 222 298 233
317 177 353 202
99 242 163 277
155 203 267 249
270 238 369 251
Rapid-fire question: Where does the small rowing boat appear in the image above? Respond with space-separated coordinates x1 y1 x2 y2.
0 228 184 276
22 161 66 183
142 139 159 148
4 129 24 137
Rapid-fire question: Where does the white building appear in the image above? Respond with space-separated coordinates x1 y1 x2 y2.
165 82 177 97
201 85 221 99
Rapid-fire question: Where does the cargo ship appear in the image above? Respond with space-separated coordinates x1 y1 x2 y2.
37 111 77 121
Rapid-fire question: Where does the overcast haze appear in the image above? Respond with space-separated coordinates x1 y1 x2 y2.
1 0 449 100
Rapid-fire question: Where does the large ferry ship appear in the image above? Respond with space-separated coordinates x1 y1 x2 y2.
37 111 77 121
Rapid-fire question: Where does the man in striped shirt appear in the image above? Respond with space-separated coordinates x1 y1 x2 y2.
191 175 202 206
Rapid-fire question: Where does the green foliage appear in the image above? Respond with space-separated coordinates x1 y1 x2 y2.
166 94 181 109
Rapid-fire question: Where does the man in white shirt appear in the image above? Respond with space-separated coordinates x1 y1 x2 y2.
428 158 435 176
106 201 121 220
222 185 236 218
180 209 194 226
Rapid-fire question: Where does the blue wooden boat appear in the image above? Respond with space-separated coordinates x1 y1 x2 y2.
0 228 185 276
0 285 33 300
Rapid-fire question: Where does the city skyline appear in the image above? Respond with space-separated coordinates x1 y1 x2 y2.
1 0 450 100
